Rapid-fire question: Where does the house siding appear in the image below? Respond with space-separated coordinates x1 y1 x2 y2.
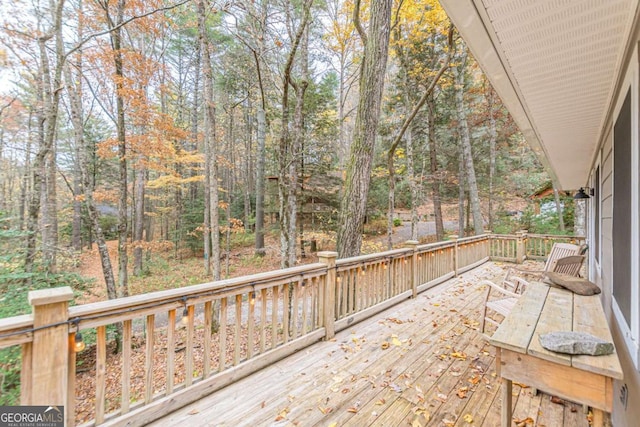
595 41 640 427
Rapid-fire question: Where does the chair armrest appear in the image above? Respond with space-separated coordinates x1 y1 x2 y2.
503 276 530 294
478 280 521 298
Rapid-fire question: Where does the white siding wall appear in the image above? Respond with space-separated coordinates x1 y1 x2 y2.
597 44 640 427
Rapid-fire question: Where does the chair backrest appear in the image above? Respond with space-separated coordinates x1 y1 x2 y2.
544 243 581 272
552 255 585 277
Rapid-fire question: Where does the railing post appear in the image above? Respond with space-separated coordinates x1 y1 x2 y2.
318 251 337 340
405 240 419 298
453 237 459 276
516 230 527 264
484 232 492 259
26 286 74 407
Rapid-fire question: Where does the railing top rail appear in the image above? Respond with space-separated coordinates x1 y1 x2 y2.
526 233 585 239
335 248 412 267
457 234 490 243
0 314 33 334
416 240 456 251
69 262 327 320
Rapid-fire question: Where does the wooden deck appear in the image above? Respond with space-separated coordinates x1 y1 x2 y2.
149 263 591 427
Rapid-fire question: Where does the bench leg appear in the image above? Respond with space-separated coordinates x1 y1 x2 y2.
591 409 604 427
502 378 513 427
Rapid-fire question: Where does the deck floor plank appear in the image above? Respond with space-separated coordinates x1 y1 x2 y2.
148 263 593 427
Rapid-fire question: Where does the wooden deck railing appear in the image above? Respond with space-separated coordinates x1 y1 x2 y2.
0 232 582 426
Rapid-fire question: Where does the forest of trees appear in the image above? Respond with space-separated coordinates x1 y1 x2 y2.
0 0 551 305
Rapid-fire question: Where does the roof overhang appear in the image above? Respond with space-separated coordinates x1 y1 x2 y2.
439 0 639 190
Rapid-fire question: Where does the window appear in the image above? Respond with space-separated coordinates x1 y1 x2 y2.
613 90 631 326
611 49 640 369
594 165 600 265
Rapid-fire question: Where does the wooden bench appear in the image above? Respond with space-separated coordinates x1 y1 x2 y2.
489 282 623 427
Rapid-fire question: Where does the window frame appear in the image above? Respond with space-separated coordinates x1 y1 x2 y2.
611 47 640 369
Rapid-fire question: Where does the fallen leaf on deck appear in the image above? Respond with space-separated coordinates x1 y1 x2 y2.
381 341 390 350
456 386 468 398
513 382 529 388
318 406 332 414
261 401 266 408
328 423 338 427
514 416 534 426
347 407 358 413
436 393 448 402
463 413 474 423
274 408 289 421
412 406 430 421
375 398 386 405
188 409 199 415
550 396 565 405
392 336 402 346
450 351 467 360
443 419 455 426
468 375 481 385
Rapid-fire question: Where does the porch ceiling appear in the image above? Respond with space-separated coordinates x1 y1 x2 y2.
440 0 639 190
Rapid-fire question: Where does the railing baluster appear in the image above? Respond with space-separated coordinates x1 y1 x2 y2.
121 319 131 413
203 301 212 377
219 297 228 371
260 288 267 354
248 292 255 359
292 281 299 339
283 284 290 343
145 314 155 403
234 295 242 365
166 309 175 394
302 280 309 335
185 306 194 386
271 286 279 349
95 325 106 425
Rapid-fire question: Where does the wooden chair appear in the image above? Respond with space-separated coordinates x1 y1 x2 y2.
505 242 581 281
551 255 585 277
479 277 529 335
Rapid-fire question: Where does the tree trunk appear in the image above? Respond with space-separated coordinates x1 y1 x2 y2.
253 0 268 257
406 127 419 241
100 0 129 298
63 0 118 299
337 0 393 258
487 85 497 231
553 185 565 231
32 0 66 274
427 96 444 240
198 0 220 281
72 145 82 251
277 0 313 268
458 146 466 237
455 51 483 235
254 106 266 255
133 159 145 275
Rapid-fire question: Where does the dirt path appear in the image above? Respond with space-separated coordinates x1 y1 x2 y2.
76 240 119 304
